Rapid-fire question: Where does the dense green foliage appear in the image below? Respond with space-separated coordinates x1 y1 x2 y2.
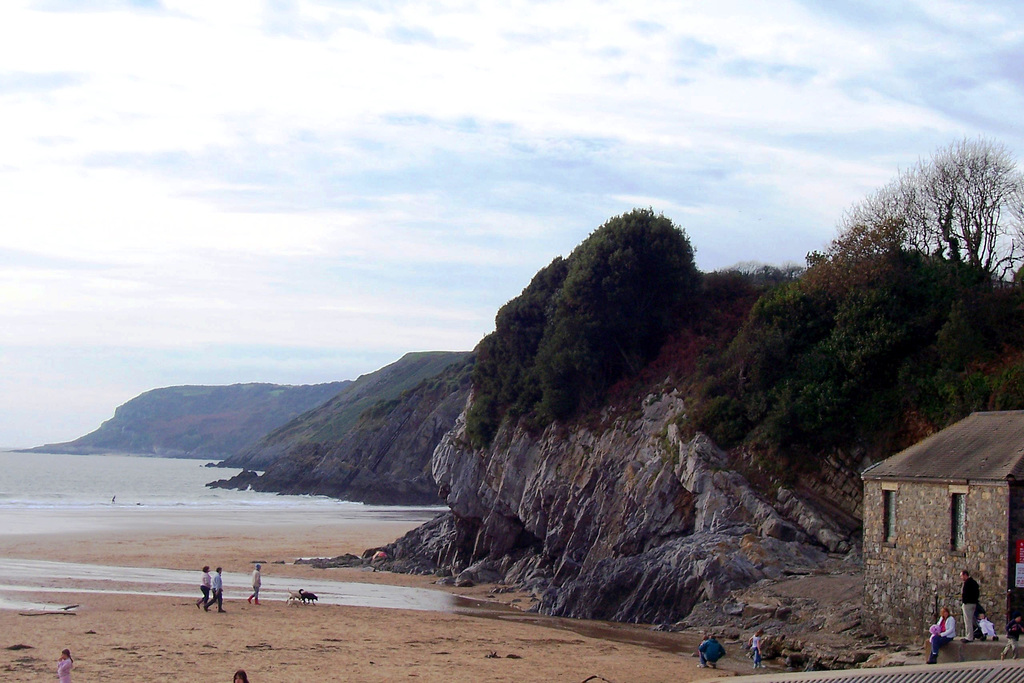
467 209 700 446
688 217 1024 466
466 142 1024 468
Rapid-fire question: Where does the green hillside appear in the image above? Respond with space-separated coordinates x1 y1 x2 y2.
221 351 471 469
31 381 349 459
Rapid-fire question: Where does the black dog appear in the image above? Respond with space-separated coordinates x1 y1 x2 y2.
299 589 318 605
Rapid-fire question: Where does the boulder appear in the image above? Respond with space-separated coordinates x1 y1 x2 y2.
742 603 777 619
457 561 503 585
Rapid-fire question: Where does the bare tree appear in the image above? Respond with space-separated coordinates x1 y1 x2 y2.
841 138 1024 280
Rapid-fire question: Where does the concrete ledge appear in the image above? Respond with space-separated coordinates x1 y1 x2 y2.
711 658 1024 682
927 639 1012 663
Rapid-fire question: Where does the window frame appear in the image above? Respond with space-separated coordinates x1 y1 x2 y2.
950 492 966 551
882 489 897 543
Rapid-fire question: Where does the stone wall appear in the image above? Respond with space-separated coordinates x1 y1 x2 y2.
800 451 865 519
864 479 1010 639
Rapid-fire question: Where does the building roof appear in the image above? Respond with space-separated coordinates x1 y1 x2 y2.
717 659 1024 683
862 411 1024 482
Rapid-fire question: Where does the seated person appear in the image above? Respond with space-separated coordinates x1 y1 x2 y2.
698 633 726 669
976 610 997 641
928 607 956 664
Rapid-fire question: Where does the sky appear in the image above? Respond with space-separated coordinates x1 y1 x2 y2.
2 0 1023 447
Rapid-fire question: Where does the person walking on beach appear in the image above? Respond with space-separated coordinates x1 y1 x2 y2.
248 564 262 605
57 648 73 683
233 670 250 683
197 565 212 609
961 570 980 642
206 566 225 612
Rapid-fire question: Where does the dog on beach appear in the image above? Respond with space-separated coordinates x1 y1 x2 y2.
287 589 318 605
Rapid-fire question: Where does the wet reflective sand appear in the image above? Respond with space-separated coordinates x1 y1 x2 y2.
0 558 458 612
0 503 443 536
0 557 701 656
0 500 708 670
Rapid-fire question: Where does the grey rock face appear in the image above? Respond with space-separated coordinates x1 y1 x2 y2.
414 391 854 624
380 512 458 575
540 531 825 623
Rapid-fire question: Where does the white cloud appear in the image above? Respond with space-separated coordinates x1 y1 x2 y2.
0 0 1023 445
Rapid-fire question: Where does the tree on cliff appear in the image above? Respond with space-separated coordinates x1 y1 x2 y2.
467 257 569 445
690 142 1024 471
841 137 1024 280
467 209 699 446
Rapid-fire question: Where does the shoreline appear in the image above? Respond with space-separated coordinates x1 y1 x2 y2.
0 508 727 682
0 499 445 536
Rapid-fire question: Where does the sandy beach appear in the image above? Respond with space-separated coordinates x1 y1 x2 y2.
0 509 734 682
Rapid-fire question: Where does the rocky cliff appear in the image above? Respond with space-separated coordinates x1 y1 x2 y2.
29 381 348 459
275 207 1020 637
221 351 470 471
209 355 473 504
380 389 861 624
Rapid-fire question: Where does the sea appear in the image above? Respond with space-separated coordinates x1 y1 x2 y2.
0 449 359 510
0 450 443 533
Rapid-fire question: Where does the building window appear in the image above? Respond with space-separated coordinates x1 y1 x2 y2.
951 493 966 551
883 490 896 543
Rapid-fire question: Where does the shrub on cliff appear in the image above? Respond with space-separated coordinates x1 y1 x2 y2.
467 209 699 446
689 214 1024 469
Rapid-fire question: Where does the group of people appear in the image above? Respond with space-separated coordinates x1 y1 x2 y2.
196 565 226 612
52 565 265 681
927 570 1024 663
195 564 263 612
695 569 1024 671
697 628 766 670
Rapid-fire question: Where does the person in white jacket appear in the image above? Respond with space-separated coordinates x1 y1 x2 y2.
248 564 262 605
928 607 956 664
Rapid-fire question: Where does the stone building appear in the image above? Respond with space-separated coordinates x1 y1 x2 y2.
861 411 1024 639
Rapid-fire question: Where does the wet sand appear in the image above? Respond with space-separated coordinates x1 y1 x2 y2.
0 508 734 682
